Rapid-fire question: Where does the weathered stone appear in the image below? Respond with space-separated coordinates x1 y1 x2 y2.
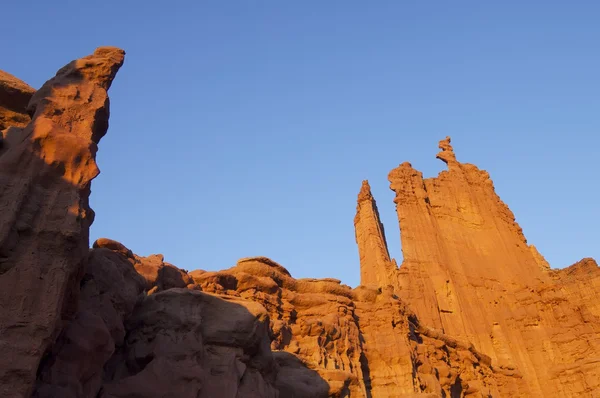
0 70 35 134
385 136 600 396
1 48 598 398
33 245 146 398
185 255 520 397
354 180 397 289
0 47 124 398
132 252 194 292
101 289 280 398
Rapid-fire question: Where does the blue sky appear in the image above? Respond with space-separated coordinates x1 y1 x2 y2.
2 1 598 287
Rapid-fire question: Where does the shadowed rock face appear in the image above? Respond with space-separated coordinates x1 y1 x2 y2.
0 70 35 133
0 47 125 398
1 50 599 398
33 243 329 398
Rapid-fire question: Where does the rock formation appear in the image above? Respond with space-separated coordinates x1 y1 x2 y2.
0 49 599 398
0 47 125 398
193 257 524 397
354 180 397 289
0 70 35 134
383 136 600 396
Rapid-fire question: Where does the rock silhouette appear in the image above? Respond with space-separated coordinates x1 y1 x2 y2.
0 48 598 397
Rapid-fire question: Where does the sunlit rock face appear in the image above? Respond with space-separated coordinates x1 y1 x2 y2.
0 49 598 398
381 136 600 396
354 180 398 290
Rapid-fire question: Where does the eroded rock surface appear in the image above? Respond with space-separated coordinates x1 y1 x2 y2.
0 70 35 134
34 244 146 398
383 137 600 396
0 47 125 398
32 243 296 398
354 180 398 289
177 256 519 397
1 50 598 398
0 51 330 398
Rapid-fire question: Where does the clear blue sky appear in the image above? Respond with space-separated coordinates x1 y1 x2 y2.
3 1 598 287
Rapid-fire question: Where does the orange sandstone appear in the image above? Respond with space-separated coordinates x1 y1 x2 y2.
0 49 598 398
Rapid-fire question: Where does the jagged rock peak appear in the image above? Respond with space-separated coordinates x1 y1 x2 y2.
435 135 458 166
354 179 396 288
28 46 125 146
357 180 373 202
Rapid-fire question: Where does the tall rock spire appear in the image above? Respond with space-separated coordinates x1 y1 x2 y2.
387 137 547 332
354 180 397 288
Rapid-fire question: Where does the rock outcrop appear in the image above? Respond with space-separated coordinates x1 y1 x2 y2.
0 70 35 134
163 256 521 397
1 49 598 398
33 242 289 398
0 47 125 398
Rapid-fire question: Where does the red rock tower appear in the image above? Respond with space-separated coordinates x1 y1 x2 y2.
354 180 397 288
387 136 600 396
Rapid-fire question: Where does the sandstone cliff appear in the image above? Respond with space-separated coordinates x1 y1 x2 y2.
382 137 600 396
0 49 598 398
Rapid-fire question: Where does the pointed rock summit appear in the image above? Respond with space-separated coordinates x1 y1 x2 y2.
354 180 397 288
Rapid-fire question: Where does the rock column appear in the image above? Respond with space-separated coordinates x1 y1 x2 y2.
354 180 397 289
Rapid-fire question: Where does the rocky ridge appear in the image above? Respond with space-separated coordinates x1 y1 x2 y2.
0 48 598 398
